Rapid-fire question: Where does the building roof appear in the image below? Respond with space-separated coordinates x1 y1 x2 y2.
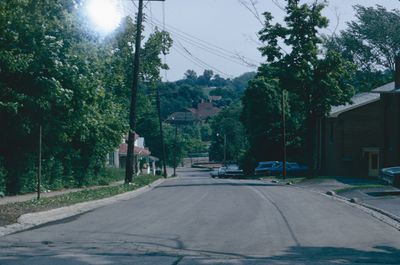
208 95 222 101
329 92 380 118
119 143 151 157
168 111 197 123
329 81 399 118
196 102 220 120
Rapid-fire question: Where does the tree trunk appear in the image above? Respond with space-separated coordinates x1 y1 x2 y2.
305 112 318 177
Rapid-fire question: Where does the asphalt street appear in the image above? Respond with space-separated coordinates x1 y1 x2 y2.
1 168 400 264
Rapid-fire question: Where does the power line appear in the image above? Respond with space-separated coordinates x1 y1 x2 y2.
123 1 240 78
146 18 259 69
149 15 260 65
151 15 260 64
148 19 257 68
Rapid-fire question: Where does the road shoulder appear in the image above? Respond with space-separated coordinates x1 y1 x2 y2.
0 178 166 238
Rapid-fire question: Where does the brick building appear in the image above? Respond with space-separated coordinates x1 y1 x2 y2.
322 59 400 177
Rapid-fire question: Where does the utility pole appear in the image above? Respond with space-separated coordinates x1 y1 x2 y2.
156 85 167 178
37 124 42 200
223 134 227 165
282 89 287 180
125 0 165 184
173 121 178 177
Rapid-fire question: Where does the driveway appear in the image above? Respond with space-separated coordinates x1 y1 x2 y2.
1 168 400 264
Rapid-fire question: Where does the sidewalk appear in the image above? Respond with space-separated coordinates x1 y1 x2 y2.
0 169 180 206
0 181 124 205
339 187 400 218
297 176 400 218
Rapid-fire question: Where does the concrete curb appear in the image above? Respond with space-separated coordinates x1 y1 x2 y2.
312 188 400 230
0 178 167 238
260 179 400 230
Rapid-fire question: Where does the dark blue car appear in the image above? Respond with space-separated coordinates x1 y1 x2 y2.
256 161 308 176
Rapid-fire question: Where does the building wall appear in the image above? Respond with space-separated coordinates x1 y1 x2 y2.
324 100 385 176
382 94 400 167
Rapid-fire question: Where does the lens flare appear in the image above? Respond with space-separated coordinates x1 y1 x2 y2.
85 0 121 34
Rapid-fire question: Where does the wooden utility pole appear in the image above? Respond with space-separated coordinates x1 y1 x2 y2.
37 124 42 200
282 89 287 180
223 134 227 165
156 86 167 178
173 121 178 176
125 0 165 183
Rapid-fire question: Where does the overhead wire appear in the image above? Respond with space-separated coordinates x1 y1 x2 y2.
173 40 232 78
149 15 260 66
147 19 258 68
124 1 251 78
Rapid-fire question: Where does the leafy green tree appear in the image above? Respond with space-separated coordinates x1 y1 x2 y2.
240 71 282 170
0 1 171 194
255 0 355 171
324 5 399 92
209 104 248 163
197 69 214 86
184 69 198 83
330 5 400 72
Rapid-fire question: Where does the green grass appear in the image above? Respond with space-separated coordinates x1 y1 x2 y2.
97 167 126 185
0 175 160 226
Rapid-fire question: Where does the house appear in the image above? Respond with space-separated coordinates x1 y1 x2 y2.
208 95 222 102
194 101 221 121
107 133 158 175
168 100 221 124
168 110 197 124
322 58 400 177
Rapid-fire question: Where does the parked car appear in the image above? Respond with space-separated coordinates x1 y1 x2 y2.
379 167 400 187
210 167 226 178
254 161 279 176
211 165 244 178
256 161 308 176
223 164 244 178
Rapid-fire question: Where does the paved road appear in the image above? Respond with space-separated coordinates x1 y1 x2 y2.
1 168 400 264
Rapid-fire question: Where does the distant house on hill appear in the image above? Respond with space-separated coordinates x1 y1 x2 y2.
322 66 400 178
208 95 222 102
194 101 221 121
168 100 220 124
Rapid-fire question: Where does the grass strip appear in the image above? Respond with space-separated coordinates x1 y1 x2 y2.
0 175 160 226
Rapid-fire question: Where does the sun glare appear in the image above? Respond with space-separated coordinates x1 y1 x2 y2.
85 0 121 34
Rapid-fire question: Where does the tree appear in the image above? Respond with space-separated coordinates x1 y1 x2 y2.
324 5 399 92
0 0 124 193
184 69 198 82
209 104 248 163
255 0 355 172
331 5 400 72
0 1 171 194
197 69 214 86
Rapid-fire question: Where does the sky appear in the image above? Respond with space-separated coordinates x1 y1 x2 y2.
119 0 399 81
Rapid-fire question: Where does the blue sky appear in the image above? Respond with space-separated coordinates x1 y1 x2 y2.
120 0 399 81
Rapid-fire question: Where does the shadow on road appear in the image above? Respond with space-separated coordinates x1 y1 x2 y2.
1 241 400 264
